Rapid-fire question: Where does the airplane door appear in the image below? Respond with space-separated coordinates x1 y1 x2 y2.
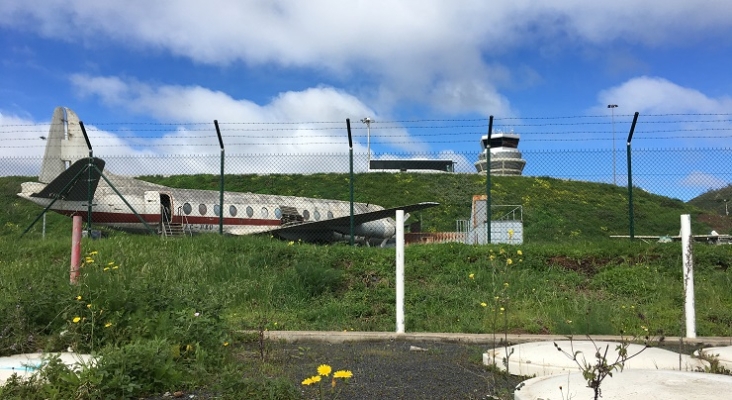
160 193 172 224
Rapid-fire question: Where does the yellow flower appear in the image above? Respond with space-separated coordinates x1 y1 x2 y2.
317 364 332 376
469 273 475 279
107 261 114 266
103 267 110 271
85 258 94 263
302 375 321 385
480 302 487 307
500 307 505 311
517 250 523 256
489 254 495 261
112 266 119 270
506 258 513 265
333 370 353 379
223 342 229 346
86 304 92 309
72 317 81 323
503 282 509 287
288 241 295 246
104 322 113 328
89 251 98 255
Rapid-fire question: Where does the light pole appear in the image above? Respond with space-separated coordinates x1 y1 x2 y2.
361 117 372 171
608 104 618 185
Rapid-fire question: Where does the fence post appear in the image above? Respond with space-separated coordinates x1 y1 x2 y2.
396 210 405 333
486 116 493 244
214 120 225 235
79 122 94 237
346 119 354 246
70 215 82 284
681 214 696 338
626 112 639 240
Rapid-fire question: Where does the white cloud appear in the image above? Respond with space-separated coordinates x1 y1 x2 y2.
6 1 731 116
680 171 728 189
595 76 732 115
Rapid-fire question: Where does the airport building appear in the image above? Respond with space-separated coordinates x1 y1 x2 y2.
474 132 526 175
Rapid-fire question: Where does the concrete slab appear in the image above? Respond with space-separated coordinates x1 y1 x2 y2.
485 340 707 376
694 346 732 369
0 352 92 384
514 370 732 400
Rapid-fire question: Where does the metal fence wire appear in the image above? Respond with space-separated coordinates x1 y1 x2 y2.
2 112 731 244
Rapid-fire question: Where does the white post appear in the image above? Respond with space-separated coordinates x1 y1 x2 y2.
681 214 696 338
396 210 405 334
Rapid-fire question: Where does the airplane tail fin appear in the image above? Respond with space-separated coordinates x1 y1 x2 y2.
39 107 89 183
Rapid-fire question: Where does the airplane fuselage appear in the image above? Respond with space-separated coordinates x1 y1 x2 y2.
18 172 396 241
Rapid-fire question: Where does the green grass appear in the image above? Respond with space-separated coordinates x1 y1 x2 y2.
2 173 731 398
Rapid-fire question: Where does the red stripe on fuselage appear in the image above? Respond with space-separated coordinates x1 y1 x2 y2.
53 210 281 226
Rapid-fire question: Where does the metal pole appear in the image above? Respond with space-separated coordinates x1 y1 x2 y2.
347 119 354 246
486 116 493 244
396 210 405 333
214 120 225 235
361 117 372 171
79 121 94 237
608 104 618 185
681 214 696 338
626 112 639 240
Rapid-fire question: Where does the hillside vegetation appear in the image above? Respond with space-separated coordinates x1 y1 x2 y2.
1 174 732 398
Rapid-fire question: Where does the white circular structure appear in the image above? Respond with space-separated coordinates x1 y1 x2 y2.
474 133 526 175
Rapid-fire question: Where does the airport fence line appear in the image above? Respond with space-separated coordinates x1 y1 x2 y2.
1 114 731 242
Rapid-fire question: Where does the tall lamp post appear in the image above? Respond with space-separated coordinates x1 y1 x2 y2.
361 117 372 171
608 104 618 185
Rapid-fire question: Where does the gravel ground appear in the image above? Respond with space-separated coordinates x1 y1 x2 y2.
275 339 523 400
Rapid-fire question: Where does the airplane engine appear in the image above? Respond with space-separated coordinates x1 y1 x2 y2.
354 219 396 239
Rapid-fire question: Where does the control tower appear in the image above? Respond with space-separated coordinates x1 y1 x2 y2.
474 132 526 175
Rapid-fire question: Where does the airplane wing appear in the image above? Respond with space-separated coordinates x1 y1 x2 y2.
31 157 105 201
260 201 440 238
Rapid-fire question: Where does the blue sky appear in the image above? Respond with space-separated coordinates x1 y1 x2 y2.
1 1 731 199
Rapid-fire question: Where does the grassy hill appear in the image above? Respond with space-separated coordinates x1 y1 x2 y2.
2 173 732 398
2 173 719 240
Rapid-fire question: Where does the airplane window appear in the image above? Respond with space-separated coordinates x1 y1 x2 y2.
302 210 310 220
199 204 207 215
230 205 237 217
182 203 192 215
274 208 282 219
214 204 221 216
313 210 320 221
327 211 334 219
246 206 253 218
261 207 268 218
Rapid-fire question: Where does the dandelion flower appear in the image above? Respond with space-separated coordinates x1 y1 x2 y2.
334 370 353 379
480 302 487 307
506 258 513 265
104 322 113 328
469 273 475 279
223 342 229 346
103 267 110 272
107 261 114 266
317 364 332 376
500 307 505 311
72 317 81 323
302 375 321 385
87 304 92 309
89 251 98 255
112 265 119 270
504 282 509 287
517 250 523 256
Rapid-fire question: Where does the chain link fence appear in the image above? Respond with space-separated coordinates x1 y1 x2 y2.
2 113 731 243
